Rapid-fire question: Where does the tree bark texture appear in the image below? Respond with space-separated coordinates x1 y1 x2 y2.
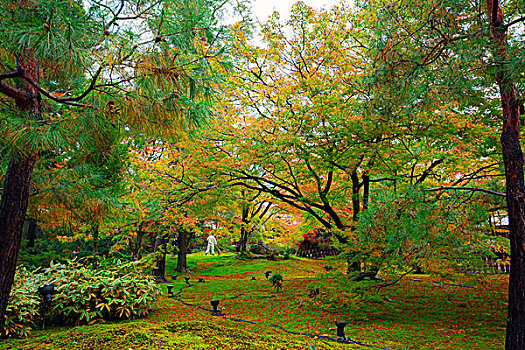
0 52 42 334
0 156 37 335
486 1 525 348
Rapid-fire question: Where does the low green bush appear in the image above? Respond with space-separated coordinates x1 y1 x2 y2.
4 260 160 337
307 271 382 319
47 261 159 324
3 267 42 337
268 273 283 292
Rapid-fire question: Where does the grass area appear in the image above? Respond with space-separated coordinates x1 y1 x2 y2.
1 252 507 350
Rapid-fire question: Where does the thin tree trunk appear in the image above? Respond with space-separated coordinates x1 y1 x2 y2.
176 229 189 273
362 173 370 210
350 170 361 222
486 1 525 348
151 232 168 282
240 205 250 254
26 217 37 248
240 226 247 254
133 222 144 261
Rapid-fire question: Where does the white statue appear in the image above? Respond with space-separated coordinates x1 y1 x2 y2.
206 233 217 255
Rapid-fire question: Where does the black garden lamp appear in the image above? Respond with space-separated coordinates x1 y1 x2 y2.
172 274 178 280
167 284 174 296
210 300 222 316
264 271 272 279
37 283 55 330
198 278 204 283
185 276 191 285
335 321 347 339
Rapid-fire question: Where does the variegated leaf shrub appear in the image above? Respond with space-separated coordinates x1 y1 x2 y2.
4 260 160 337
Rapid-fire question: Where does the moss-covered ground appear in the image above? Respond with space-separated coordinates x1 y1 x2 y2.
1 253 507 349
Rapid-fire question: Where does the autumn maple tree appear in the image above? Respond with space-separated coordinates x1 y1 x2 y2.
202 2 493 273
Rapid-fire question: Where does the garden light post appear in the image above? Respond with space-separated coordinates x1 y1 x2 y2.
167 285 174 296
335 321 347 339
37 283 55 330
172 274 178 280
185 276 190 285
210 300 222 316
265 271 272 279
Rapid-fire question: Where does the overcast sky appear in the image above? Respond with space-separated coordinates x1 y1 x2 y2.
251 0 341 22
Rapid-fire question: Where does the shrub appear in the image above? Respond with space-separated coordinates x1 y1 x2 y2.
307 271 382 319
4 260 160 337
268 273 283 292
46 261 160 324
3 267 42 337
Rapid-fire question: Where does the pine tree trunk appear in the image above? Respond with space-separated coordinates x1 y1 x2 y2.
0 155 37 335
485 1 525 348
0 52 41 334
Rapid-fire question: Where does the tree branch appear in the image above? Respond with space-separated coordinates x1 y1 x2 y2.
375 268 415 292
0 81 26 100
415 158 444 186
20 67 103 105
425 186 506 197
0 70 22 81
505 16 525 29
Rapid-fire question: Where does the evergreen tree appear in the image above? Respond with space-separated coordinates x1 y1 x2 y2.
0 0 229 334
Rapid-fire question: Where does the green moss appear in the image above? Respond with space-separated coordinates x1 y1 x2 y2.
1 320 359 350
166 252 313 277
2 254 507 350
